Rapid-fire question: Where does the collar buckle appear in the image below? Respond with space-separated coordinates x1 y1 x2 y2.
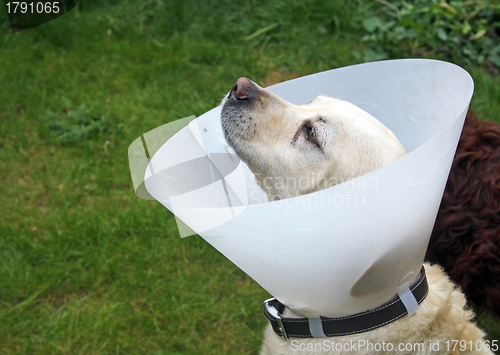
262 298 288 340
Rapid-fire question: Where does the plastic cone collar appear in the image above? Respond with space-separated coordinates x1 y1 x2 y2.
142 59 473 318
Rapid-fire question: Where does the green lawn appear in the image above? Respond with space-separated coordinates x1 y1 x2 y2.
1 1 499 354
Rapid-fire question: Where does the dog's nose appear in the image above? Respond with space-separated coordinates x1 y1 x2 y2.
230 77 253 100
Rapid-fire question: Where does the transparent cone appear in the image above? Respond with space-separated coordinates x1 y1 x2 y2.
135 59 474 318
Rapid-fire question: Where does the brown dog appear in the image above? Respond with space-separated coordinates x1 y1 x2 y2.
427 110 500 318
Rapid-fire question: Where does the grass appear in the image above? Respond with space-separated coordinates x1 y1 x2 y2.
1 1 499 354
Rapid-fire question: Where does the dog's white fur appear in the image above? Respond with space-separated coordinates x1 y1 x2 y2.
221 85 405 200
221 80 493 354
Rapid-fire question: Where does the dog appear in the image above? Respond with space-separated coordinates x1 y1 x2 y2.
427 110 500 318
221 78 405 200
221 78 494 354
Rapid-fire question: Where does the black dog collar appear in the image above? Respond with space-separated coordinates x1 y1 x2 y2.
262 266 428 339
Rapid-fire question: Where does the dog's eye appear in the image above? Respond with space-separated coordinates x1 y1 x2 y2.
308 128 316 141
305 126 317 141
292 122 322 151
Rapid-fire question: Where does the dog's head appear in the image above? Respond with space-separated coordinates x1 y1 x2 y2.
221 78 406 200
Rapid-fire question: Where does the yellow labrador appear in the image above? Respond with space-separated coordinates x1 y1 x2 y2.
221 78 493 355
221 78 405 200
